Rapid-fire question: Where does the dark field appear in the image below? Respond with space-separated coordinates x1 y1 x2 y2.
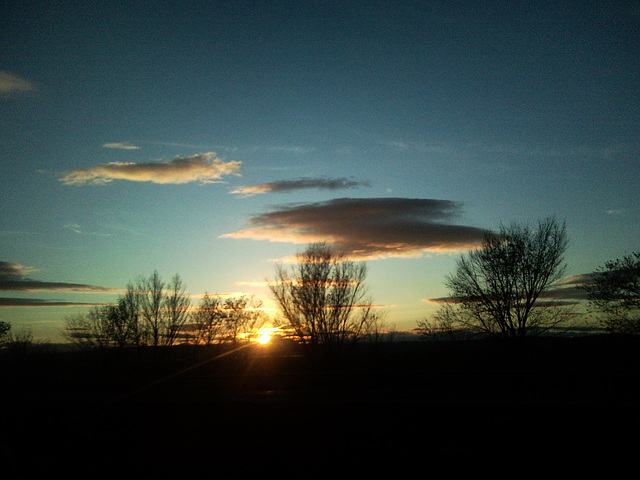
2 335 639 475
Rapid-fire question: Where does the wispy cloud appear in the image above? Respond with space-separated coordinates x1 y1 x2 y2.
606 209 625 216
231 176 370 197
0 71 37 96
381 138 637 162
0 261 115 293
60 152 241 186
222 197 487 260
0 298 102 308
141 141 314 155
102 142 140 150
63 224 111 237
236 280 281 288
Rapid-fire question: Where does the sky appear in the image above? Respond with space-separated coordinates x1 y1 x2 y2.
1 0 639 342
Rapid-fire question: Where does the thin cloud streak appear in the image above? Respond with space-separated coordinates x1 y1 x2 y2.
63 224 111 237
231 177 370 196
102 142 140 150
424 273 595 305
236 281 277 288
222 197 487 260
60 152 241 186
0 71 37 95
0 298 103 308
380 139 637 164
0 261 115 293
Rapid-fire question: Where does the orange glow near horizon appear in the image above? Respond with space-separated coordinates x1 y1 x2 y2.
256 333 271 344
249 326 281 345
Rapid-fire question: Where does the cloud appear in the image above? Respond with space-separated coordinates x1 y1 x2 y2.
424 273 595 305
231 176 370 196
222 197 487 260
0 262 36 278
60 152 241 186
236 281 276 288
0 261 115 293
102 142 140 150
0 298 101 308
241 145 316 155
555 272 601 286
606 209 625 216
537 272 604 303
63 223 111 237
0 71 37 96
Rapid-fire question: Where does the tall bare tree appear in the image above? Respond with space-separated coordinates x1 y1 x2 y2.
270 242 380 355
120 281 143 346
163 273 191 346
431 217 570 340
138 270 165 347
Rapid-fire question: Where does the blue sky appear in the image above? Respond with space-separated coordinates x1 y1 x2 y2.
1 0 639 341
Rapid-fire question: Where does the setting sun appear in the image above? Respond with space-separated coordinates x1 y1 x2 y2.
256 333 271 344
252 326 279 345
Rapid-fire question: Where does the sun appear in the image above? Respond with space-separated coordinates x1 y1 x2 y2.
251 326 279 345
256 333 271 345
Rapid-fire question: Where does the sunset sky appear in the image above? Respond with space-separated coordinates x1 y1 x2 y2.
1 1 639 341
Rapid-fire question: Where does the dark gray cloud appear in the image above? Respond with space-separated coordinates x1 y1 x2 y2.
0 298 100 307
426 273 594 305
231 176 370 196
539 272 603 303
222 197 487 259
0 261 114 293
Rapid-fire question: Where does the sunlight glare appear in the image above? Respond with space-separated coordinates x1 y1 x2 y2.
257 333 271 344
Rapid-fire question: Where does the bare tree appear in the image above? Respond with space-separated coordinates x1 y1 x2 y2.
65 271 190 348
189 293 226 345
222 295 266 343
583 252 640 334
0 321 11 344
138 270 165 347
416 305 463 342
105 299 138 348
433 217 571 340
121 281 143 346
163 273 191 346
64 306 114 348
270 242 381 355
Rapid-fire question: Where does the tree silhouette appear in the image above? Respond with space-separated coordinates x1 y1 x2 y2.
0 321 11 344
190 293 226 345
64 271 190 348
583 252 640 334
427 217 571 340
270 242 381 355
163 274 190 346
221 295 266 343
138 270 165 347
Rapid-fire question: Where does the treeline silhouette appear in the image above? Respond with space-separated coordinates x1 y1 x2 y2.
63 270 268 349
2 220 640 474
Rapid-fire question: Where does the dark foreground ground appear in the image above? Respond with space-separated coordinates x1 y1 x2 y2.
2 335 639 475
